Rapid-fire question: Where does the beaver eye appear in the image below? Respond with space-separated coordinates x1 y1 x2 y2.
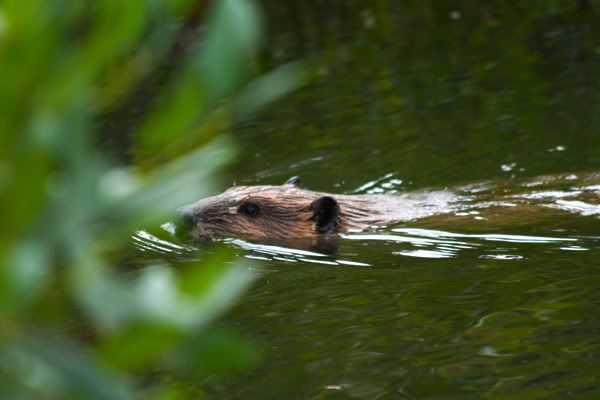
239 202 260 218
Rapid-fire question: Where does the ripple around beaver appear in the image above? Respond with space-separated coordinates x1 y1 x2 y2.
134 171 600 265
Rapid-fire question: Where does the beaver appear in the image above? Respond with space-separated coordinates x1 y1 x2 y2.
178 176 470 240
178 173 600 241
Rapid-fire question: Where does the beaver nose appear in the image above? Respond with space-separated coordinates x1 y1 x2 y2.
180 212 195 228
176 207 197 230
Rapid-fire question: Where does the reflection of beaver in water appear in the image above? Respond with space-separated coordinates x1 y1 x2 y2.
178 173 600 241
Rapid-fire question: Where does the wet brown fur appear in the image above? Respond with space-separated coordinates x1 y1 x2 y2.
180 185 385 239
179 173 600 241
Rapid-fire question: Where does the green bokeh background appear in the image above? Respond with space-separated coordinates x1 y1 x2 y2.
2 1 600 399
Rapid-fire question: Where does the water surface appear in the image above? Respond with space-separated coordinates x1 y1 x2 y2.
128 3 600 399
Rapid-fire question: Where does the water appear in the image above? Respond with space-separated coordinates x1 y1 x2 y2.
132 177 600 399
124 3 600 399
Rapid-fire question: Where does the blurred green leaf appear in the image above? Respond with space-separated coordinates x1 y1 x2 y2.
70 248 253 333
0 337 132 400
96 323 182 371
137 0 262 155
234 61 309 118
0 0 304 397
0 241 50 312
201 0 262 100
166 328 260 376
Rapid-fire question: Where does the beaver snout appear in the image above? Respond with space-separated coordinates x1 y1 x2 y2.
178 209 196 228
175 204 202 236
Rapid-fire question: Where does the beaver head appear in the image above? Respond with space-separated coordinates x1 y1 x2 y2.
178 177 344 240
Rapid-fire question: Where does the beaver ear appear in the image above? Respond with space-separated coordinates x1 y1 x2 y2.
310 196 340 234
285 176 301 187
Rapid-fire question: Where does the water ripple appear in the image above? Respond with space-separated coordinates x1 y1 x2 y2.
133 229 196 256
392 228 577 243
226 239 371 267
549 200 600 216
343 228 590 260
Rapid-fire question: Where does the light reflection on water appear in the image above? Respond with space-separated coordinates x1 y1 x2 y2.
551 199 600 216
352 172 404 194
392 228 575 243
133 224 597 265
129 174 600 400
343 228 592 260
227 238 370 267
132 229 197 258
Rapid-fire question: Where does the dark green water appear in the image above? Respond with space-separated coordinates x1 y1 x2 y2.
131 3 600 399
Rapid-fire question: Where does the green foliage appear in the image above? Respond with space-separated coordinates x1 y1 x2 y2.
0 0 296 398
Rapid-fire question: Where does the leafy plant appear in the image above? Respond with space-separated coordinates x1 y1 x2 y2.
0 0 301 398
